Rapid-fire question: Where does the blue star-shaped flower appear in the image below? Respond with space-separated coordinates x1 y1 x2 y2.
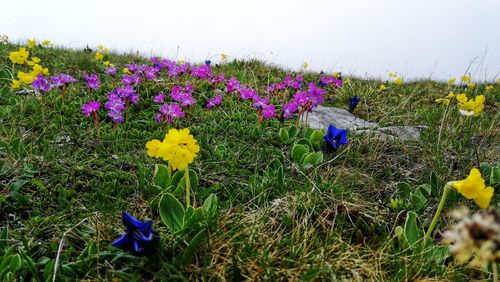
111 211 159 255
205 59 212 66
348 95 361 113
324 124 348 150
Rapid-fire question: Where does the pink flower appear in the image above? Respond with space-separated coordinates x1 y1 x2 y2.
82 101 101 116
252 96 269 109
156 103 184 124
207 95 223 109
153 93 166 103
262 104 276 119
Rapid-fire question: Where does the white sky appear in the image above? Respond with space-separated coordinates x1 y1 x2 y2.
1 0 499 80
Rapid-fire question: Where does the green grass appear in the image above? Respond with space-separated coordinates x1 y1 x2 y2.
0 43 498 281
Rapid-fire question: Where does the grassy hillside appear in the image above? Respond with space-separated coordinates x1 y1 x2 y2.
0 42 499 281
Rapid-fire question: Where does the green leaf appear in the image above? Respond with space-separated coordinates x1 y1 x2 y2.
415 184 431 198
296 138 314 151
304 128 315 139
153 164 171 189
291 144 309 164
309 130 324 148
0 226 7 250
287 125 299 138
278 128 289 144
8 180 29 193
396 182 412 199
177 230 206 266
214 145 226 158
403 211 421 246
171 170 185 188
302 152 324 169
276 166 284 188
410 193 428 210
159 193 185 233
490 166 500 185
430 171 439 197
173 169 199 191
9 254 22 273
202 194 218 219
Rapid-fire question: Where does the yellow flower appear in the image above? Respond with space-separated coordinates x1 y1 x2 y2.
452 168 494 209
389 198 402 209
445 92 455 99
27 39 37 48
388 72 397 78
394 77 403 85
455 93 468 104
41 40 52 47
103 61 111 67
95 52 104 61
435 98 450 106
379 84 387 91
333 72 341 78
27 57 41 66
146 128 200 171
496 78 500 84
485 85 494 91
17 71 35 84
9 47 30 64
11 79 21 89
302 62 309 69
97 44 109 54
220 53 228 61
459 95 485 117
448 77 456 85
123 68 131 74
31 64 49 76
467 83 475 90
461 75 470 83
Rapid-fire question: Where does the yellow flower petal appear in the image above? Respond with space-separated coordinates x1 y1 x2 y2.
452 168 484 199
473 186 494 209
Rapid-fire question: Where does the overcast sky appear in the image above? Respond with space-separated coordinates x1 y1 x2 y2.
1 0 499 80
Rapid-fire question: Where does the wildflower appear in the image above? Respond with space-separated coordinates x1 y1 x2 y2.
156 103 184 124
485 85 494 91
27 39 37 48
206 95 223 109
220 53 228 61
205 59 211 66
9 47 29 64
111 211 159 255
388 72 397 78
461 75 471 83
31 64 49 76
467 82 475 90
97 44 109 54
153 93 166 104
348 95 361 112
83 73 100 90
17 71 36 85
302 62 309 69
434 98 450 106
262 104 276 119
104 66 118 77
31 75 51 92
379 84 387 91
442 208 499 269
26 57 41 66
394 77 403 85
445 92 455 99
41 40 52 47
51 73 77 88
105 93 126 123
226 77 242 93
452 168 494 209
82 101 101 116
455 93 468 104
117 85 139 104
123 67 131 74
323 124 348 150
282 99 299 118
448 77 456 85
389 198 403 209
146 128 200 171
458 95 485 117
95 52 104 61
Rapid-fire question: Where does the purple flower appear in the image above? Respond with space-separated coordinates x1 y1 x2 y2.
191 65 213 80
104 67 118 77
144 66 157 80
262 104 276 119
32 75 51 92
179 93 196 107
226 77 241 93
156 103 184 124
51 73 77 88
111 211 159 255
348 95 361 112
324 124 348 150
205 59 211 66
122 74 142 86
207 95 223 109
252 96 269 109
105 93 126 123
153 93 166 103
240 88 256 100
82 100 101 116
283 99 299 118
210 72 225 84
117 85 139 104
83 73 100 90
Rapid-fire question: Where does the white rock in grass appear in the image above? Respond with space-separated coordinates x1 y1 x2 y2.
306 106 426 141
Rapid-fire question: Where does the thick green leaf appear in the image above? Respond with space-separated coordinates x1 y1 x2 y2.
415 184 431 198
177 230 206 266
396 182 412 199
403 211 421 246
296 138 314 151
410 193 427 210
490 166 500 185
302 152 324 169
202 194 218 219
278 128 289 143
9 254 22 273
304 128 315 139
159 193 185 233
287 125 299 138
153 164 171 189
291 144 309 164
174 169 199 191
309 130 324 148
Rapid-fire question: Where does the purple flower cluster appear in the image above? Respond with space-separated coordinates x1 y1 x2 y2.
319 75 343 88
267 75 304 93
206 95 223 109
117 85 139 104
171 84 196 107
32 75 51 92
51 73 77 88
105 91 126 123
155 103 184 124
82 100 101 116
153 93 166 104
83 73 100 90
104 66 118 77
191 65 213 80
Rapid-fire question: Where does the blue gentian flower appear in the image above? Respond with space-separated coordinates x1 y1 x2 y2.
111 211 159 255
348 95 361 113
205 59 211 66
324 124 348 150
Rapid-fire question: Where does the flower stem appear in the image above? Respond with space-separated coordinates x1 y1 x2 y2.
424 182 453 243
185 166 191 208
493 262 498 282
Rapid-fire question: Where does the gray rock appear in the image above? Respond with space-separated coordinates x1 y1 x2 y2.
306 106 426 141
